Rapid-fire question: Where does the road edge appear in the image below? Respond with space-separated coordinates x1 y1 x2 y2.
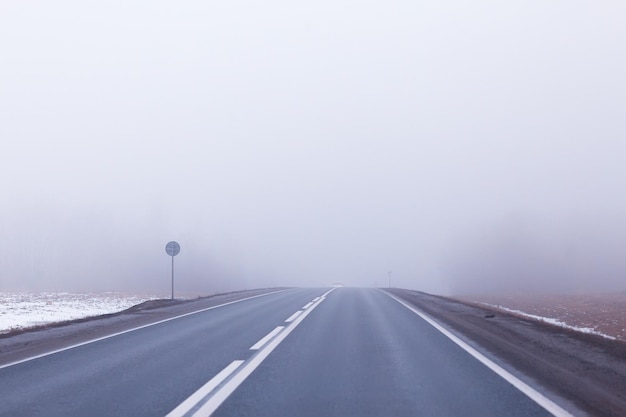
383 290 575 417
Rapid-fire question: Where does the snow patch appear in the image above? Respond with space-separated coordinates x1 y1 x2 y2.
0 292 157 333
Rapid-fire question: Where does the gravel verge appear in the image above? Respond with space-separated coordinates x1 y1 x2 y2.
388 288 626 417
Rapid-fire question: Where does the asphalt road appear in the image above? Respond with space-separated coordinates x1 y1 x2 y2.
0 288 571 416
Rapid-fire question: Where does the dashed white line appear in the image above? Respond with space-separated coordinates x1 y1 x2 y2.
384 291 574 417
167 288 337 417
302 302 314 310
165 360 244 417
284 310 303 323
250 326 284 351
191 294 330 417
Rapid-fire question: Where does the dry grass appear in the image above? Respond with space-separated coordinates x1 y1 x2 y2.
457 292 626 342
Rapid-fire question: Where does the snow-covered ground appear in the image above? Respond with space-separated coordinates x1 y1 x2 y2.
0 292 157 333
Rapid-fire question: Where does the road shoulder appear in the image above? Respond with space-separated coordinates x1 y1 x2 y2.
0 288 287 368
387 288 626 417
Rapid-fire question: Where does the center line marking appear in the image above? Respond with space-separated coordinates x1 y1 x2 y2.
302 302 314 310
284 310 303 323
191 288 335 417
167 288 336 417
250 326 284 350
165 360 244 417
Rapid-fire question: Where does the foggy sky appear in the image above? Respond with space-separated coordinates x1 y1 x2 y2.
1 1 626 296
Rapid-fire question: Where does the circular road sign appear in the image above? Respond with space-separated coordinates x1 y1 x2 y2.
165 241 180 256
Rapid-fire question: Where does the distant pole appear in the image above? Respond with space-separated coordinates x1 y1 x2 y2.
388 270 392 288
165 241 181 300
171 255 175 300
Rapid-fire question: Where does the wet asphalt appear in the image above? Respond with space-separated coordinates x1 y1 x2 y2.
0 288 557 417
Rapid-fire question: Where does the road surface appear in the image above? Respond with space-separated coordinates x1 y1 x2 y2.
0 288 574 416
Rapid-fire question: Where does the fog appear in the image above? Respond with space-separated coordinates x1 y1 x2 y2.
1 1 625 296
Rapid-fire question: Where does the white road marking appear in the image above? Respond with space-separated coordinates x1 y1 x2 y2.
312 297 320 302
165 288 336 417
0 289 289 370
165 360 244 417
302 302 314 310
191 290 334 417
250 326 284 350
284 310 303 323
317 288 334 300
384 291 574 417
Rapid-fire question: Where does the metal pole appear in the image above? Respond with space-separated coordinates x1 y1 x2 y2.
171 255 174 300
388 270 392 288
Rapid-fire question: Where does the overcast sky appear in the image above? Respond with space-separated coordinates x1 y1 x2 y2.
1 1 625 296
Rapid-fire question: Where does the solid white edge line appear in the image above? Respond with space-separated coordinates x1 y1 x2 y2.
165 360 244 417
302 302 314 310
383 291 574 417
284 310 303 323
191 289 335 417
250 326 284 350
0 289 289 370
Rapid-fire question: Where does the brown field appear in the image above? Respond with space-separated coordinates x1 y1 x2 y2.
456 292 626 342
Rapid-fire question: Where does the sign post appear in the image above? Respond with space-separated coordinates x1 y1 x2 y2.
165 241 181 300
